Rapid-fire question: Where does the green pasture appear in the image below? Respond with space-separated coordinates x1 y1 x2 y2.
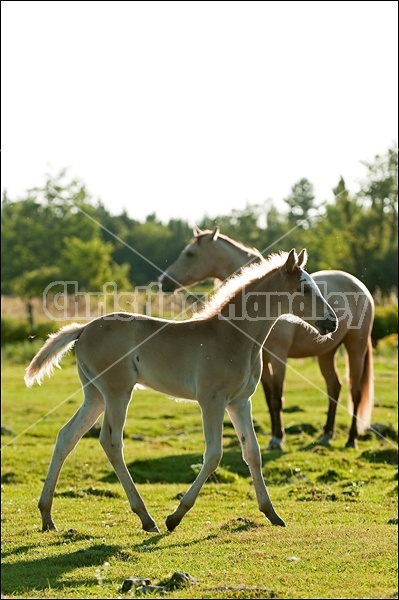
1 347 398 599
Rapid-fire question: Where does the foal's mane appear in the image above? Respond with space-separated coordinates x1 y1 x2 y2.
192 251 290 320
196 230 264 260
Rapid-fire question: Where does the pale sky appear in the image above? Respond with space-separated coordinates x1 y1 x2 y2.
1 0 397 225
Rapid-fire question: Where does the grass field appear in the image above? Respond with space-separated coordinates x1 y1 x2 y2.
1 347 398 599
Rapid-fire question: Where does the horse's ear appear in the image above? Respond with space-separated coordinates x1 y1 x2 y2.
297 248 308 268
193 225 203 237
284 249 298 273
211 226 220 241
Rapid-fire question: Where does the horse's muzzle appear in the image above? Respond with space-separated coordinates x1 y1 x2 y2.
315 312 338 335
158 275 179 293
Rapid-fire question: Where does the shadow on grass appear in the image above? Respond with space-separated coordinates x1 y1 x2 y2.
285 423 319 435
4 526 261 596
100 448 284 485
360 447 398 465
3 526 269 596
128 517 266 554
1 543 120 596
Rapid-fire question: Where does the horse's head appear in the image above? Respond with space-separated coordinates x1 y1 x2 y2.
279 249 338 336
158 226 222 292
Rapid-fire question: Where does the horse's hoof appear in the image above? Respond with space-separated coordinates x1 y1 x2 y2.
267 437 283 451
144 524 160 533
345 440 358 449
274 520 286 527
165 515 178 532
317 434 332 448
269 514 286 527
142 519 160 533
42 521 57 532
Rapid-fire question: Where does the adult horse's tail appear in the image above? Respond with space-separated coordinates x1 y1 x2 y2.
348 336 374 435
24 323 86 387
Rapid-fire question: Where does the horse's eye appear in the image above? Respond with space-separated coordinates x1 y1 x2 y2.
297 284 311 294
186 251 195 258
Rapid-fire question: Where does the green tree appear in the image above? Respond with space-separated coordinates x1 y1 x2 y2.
60 236 130 291
108 214 192 286
306 147 398 295
355 146 398 294
359 146 398 244
9 266 63 299
257 203 291 256
1 171 131 296
120 218 176 286
305 177 362 274
283 178 320 228
199 202 268 250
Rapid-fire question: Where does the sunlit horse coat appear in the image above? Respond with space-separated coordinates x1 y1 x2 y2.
25 249 337 533
159 227 374 450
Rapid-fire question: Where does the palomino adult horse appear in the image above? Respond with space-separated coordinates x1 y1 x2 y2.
159 227 375 450
25 249 337 533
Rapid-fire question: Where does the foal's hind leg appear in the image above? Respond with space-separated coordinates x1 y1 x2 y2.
317 349 342 447
39 366 104 531
100 389 159 533
227 397 285 527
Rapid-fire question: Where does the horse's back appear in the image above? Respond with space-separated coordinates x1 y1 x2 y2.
312 270 373 298
313 270 374 330
263 270 374 361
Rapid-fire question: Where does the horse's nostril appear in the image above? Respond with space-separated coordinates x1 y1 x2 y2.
160 277 178 293
315 319 337 335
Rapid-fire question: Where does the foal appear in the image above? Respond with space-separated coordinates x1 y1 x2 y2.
25 249 337 533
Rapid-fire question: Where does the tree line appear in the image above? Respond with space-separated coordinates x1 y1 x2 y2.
1 145 397 300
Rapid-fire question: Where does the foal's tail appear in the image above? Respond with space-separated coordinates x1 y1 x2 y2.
24 323 87 387
349 336 374 434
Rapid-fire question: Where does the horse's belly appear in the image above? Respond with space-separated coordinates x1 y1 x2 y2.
136 366 197 401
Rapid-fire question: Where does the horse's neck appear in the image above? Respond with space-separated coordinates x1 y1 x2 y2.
216 238 263 280
218 269 281 346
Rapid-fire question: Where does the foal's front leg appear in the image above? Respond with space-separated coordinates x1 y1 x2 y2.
166 399 225 532
227 397 286 526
